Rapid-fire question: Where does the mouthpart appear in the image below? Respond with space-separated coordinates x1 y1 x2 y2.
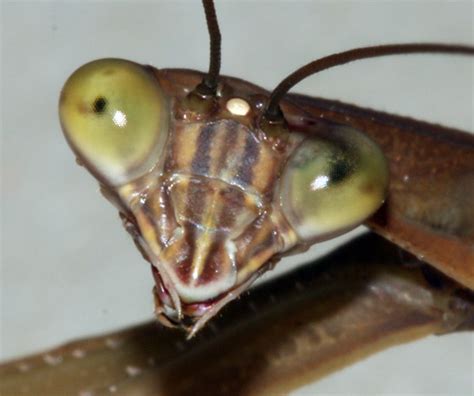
151 265 263 338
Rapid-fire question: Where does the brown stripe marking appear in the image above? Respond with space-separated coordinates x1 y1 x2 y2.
215 121 239 178
166 122 202 173
191 123 215 174
235 214 277 272
235 130 260 187
196 240 221 287
177 124 216 279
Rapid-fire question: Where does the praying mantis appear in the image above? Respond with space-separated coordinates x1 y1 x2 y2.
1 1 472 394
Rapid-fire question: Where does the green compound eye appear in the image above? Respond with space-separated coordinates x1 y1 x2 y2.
59 58 169 186
280 125 389 242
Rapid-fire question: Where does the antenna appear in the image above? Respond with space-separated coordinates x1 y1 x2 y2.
196 0 222 96
264 43 474 122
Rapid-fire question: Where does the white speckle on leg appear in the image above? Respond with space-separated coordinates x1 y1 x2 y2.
125 365 142 377
105 338 122 349
17 362 30 372
43 354 63 366
72 348 86 358
78 391 94 396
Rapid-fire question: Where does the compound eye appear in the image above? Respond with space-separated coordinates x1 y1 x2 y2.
280 125 389 242
59 58 169 186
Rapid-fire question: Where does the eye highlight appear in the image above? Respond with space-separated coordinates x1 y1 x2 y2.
59 58 169 186
280 125 389 242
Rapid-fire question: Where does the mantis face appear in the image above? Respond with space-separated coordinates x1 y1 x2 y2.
59 59 388 335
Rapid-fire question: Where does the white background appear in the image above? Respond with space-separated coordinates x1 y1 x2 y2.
1 1 473 395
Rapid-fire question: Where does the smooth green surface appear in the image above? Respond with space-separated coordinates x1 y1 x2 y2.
59 58 168 185
281 126 389 241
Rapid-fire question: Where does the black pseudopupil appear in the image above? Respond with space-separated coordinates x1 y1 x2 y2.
329 159 352 183
93 97 107 114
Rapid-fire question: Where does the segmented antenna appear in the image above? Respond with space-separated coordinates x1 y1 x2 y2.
264 43 474 121
197 0 222 96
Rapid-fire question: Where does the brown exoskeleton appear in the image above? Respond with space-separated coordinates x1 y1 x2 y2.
1 1 472 394
58 0 473 335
